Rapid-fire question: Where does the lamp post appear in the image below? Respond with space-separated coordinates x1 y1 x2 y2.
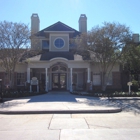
127 82 132 94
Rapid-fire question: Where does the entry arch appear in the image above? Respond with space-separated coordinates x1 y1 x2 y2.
50 62 68 90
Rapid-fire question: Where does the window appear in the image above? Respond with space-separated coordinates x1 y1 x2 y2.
42 40 49 49
4 73 9 86
93 74 101 85
52 65 66 72
54 38 64 48
52 66 59 71
17 73 25 86
60 66 66 71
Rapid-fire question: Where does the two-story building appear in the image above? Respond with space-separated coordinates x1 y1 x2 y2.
0 14 122 92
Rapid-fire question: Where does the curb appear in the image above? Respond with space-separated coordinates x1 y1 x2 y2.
0 108 122 114
108 97 140 100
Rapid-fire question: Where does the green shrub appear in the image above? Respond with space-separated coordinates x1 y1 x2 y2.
132 80 139 87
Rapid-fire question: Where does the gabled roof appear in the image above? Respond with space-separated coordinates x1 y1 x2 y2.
45 21 77 31
35 21 81 37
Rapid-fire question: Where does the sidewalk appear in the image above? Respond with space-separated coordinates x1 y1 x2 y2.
0 91 121 114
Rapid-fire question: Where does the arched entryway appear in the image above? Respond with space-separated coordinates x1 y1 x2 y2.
51 63 67 90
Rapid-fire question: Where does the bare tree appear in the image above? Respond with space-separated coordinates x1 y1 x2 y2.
76 22 132 91
0 21 30 88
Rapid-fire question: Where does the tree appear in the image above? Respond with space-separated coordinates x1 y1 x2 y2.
76 22 132 91
0 21 30 88
122 43 140 89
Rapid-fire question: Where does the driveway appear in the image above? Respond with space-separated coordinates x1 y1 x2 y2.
0 91 121 113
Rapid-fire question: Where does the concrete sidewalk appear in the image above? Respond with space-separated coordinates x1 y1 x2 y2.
0 91 121 114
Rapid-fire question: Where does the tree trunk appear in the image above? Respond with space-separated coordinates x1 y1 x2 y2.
11 71 15 89
101 72 107 91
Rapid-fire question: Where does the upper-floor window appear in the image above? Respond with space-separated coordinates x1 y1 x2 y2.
42 40 49 49
69 39 77 49
54 38 65 49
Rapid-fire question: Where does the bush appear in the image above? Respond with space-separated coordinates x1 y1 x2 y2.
71 90 140 97
2 88 47 98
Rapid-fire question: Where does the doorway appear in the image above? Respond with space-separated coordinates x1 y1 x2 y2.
52 73 66 90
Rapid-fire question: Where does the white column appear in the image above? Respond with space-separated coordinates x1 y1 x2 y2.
27 68 30 83
87 68 91 83
45 68 48 92
70 68 73 92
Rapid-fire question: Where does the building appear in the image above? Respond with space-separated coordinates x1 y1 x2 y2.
0 14 122 92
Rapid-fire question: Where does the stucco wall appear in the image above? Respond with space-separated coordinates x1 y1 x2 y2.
49 34 69 52
91 63 120 73
0 67 4 72
15 64 27 72
0 63 27 72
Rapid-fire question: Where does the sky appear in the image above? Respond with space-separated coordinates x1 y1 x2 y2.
0 0 140 34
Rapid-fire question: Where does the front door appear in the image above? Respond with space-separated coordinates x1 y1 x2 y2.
52 73 66 90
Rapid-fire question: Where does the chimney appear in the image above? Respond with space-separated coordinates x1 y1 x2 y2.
79 14 87 33
132 34 140 43
31 13 40 35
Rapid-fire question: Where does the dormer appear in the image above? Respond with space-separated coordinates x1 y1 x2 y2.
30 14 86 51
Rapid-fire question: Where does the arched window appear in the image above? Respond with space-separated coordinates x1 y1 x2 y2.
60 66 66 71
52 65 67 72
52 66 59 71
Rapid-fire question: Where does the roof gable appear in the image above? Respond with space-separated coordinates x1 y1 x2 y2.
35 21 81 37
44 21 76 32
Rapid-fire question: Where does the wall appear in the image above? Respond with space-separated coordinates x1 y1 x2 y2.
91 63 120 73
0 63 27 73
15 64 27 72
49 34 69 52
0 67 4 72
91 63 121 91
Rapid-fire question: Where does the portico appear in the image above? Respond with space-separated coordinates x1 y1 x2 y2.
26 57 91 92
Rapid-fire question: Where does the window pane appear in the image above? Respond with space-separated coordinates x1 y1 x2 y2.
17 73 25 85
52 66 58 71
54 38 64 48
60 66 66 71
42 40 49 49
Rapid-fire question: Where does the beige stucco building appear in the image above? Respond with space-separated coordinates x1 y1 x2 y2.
0 14 122 92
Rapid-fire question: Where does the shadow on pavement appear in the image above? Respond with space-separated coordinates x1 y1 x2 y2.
27 92 100 103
